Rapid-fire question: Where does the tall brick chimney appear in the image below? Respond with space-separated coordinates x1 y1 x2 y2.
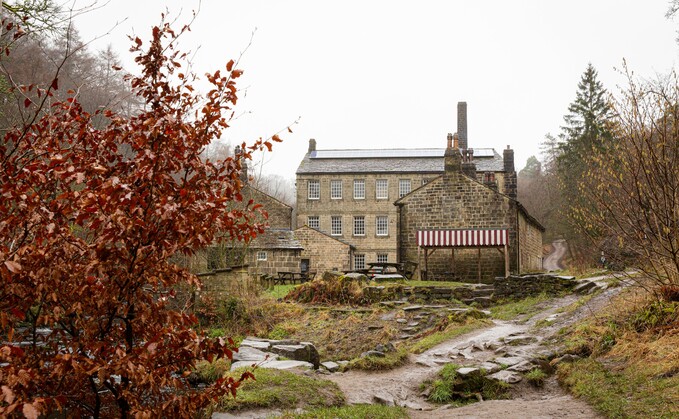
457 101 467 150
444 133 461 172
503 145 517 199
308 138 316 153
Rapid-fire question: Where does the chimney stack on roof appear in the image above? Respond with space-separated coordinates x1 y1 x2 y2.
308 138 316 153
444 133 462 173
457 102 468 150
503 145 517 199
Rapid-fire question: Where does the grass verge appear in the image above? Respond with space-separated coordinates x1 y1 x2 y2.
558 359 678 418
264 284 300 299
556 288 678 418
214 368 344 411
490 293 551 321
409 319 489 354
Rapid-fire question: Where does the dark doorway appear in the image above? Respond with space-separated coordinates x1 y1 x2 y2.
300 258 310 273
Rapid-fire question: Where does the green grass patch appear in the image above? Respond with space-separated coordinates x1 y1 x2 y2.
409 319 489 354
264 284 299 299
490 293 551 321
556 293 596 315
525 368 547 387
424 363 510 405
346 348 409 371
193 358 231 383
215 368 344 411
558 359 678 418
281 404 409 418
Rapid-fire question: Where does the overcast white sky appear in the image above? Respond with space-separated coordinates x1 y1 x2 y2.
74 0 678 180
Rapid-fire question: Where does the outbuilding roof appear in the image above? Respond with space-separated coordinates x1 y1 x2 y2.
249 229 303 250
296 148 505 174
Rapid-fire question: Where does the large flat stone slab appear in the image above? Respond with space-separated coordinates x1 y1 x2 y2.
232 346 276 362
489 370 523 384
494 356 526 366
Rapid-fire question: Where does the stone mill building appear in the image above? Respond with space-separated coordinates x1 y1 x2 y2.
295 102 544 281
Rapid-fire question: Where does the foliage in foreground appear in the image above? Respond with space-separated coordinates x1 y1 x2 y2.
214 368 344 412
285 275 370 305
557 289 679 418
0 18 282 417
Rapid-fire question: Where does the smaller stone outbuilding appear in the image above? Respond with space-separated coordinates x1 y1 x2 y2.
246 229 303 277
294 225 355 274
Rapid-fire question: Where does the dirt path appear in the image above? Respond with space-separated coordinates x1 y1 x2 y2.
327 287 623 418
543 239 567 271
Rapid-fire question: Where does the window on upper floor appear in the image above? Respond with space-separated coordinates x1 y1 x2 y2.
308 180 320 200
353 216 365 236
399 179 411 198
331 215 342 236
330 179 342 199
307 216 320 229
376 179 388 200
354 179 365 199
376 216 388 236
257 251 267 261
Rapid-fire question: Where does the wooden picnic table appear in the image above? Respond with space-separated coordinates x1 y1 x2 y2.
367 262 405 275
276 271 315 285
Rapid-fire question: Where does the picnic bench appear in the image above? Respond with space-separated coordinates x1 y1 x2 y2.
276 271 316 285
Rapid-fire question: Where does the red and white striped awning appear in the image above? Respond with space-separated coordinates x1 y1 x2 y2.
417 229 508 247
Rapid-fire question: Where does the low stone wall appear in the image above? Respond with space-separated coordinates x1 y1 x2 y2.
493 274 576 300
363 285 474 304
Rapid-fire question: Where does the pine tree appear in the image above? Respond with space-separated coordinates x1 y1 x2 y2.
552 64 614 265
560 63 614 154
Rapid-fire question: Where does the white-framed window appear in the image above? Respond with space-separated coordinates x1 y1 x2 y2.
376 179 388 200
353 179 365 199
399 179 411 198
353 216 365 236
354 254 365 270
257 251 267 261
331 215 342 236
376 216 388 236
307 216 320 229
377 253 388 263
308 180 320 200
330 180 342 199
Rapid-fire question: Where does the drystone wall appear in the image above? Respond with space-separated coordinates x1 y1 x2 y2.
493 274 576 300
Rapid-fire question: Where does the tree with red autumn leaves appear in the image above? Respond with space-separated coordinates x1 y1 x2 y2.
0 18 281 417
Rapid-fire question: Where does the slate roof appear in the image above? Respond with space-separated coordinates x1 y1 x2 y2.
296 148 505 174
249 229 303 250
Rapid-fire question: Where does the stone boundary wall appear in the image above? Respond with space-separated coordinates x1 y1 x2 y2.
363 285 474 304
493 274 576 300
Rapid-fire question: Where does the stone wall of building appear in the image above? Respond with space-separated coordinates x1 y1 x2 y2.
246 248 302 277
243 185 293 229
518 211 544 272
295 173 438 265
295 226 352 273
397 171 518 282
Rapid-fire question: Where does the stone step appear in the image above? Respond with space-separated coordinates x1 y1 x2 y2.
573 280 597 294
472 288 494 297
